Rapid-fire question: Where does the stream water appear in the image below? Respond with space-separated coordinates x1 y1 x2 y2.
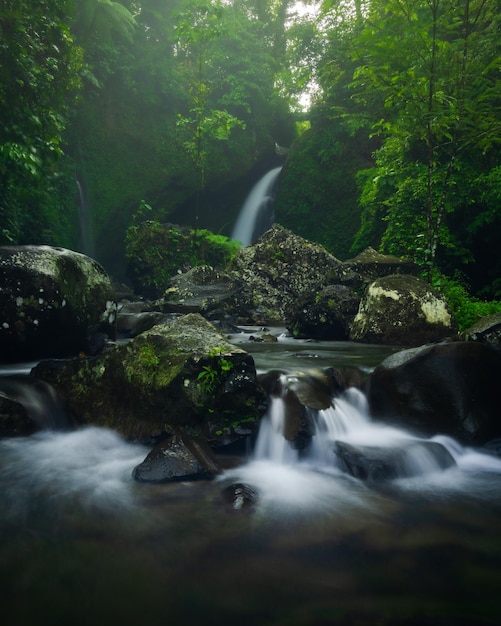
1 332 501 626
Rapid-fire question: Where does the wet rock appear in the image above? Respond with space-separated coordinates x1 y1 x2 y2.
132 431 221 482
285 284 360 340
287 370 335 410
462 313 501 347
221 482 258 510
483 439 501 457
366 341 501 445
0 245 116 361
0 392 34 437
335 439 456 482
33 313 266 445
350 274 457 346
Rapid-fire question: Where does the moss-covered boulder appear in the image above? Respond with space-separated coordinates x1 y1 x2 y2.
350 274 457 346
32 313 266 445
0 245 116 361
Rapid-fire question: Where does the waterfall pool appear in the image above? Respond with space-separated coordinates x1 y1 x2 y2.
1 332 501 626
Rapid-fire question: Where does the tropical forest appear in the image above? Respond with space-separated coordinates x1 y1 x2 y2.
1 0 500 313
3 4 501 625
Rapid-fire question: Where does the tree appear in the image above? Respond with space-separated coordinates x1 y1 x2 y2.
0 0 83 244
174 0 246 231
345 0 501 284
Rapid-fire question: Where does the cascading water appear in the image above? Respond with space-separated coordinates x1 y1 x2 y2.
231 167 282 246
76 179 95 258
223 371 501 510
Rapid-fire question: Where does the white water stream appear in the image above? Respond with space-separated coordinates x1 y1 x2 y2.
231 167 282 246
223 376 501 514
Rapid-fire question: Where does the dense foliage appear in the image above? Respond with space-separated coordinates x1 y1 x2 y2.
0 0 83 245
311 0 501 297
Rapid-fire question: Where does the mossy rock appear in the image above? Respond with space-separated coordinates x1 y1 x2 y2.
350 274 458 346
33 313 267 445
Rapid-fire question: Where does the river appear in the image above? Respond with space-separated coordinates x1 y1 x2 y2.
1 330 501 626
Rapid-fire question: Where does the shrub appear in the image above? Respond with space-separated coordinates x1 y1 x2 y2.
432 271 501 332
125 216 240 297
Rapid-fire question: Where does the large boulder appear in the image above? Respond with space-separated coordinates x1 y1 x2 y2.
366 341 501 444
0 245 116 361
350 274 457 346
32 313 267 445
230 224 345 323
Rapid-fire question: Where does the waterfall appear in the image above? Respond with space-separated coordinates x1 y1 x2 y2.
231 167 282 246
76 180 95 258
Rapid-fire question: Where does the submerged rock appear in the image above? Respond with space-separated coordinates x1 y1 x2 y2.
221 482 258 511
33 313 267 445
0 245 116 361
367 341 501 445
335 439 456 482
350 274 457 346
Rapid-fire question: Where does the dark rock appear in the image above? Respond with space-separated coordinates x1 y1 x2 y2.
350 274 457 346
483 439 501 457
0 245 116 361
116 310 166 338
287 370 335 410
285 284 360 340
342 247 420 288
366 341 501 444
132 431 221 482
0 392 35 437
335 439 456 482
